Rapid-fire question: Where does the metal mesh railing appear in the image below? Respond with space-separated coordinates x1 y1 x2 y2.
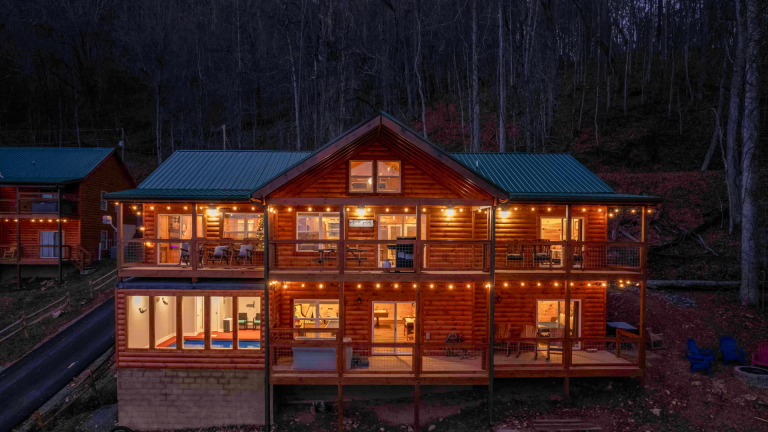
421 343 486 373
574 243 642 271
422 241 489 271
344 343 414 373
271 341 339 372
571 338 640 366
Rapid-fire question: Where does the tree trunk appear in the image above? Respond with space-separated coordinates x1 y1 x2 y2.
155 84 162 165
725 0 745 232
739 0 760 305
471 0 480 152
701 54 726 171
497 0 506 153
415 7 427 139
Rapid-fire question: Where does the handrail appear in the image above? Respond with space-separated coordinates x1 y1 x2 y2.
0 293 70 344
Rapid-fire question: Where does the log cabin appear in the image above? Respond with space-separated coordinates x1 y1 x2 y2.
107 112 660 431
0 147 136 285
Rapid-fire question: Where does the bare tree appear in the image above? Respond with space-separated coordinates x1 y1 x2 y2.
724 0 746 232
471 0 480 152
497 0 506 153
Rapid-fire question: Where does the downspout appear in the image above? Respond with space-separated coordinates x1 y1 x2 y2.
58 185 62 283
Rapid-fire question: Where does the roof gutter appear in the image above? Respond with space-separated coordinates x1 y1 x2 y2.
506 194 664 205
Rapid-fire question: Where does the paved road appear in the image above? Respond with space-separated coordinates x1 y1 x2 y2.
0 299 115 431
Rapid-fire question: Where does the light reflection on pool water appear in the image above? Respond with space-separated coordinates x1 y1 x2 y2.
168 340 261 349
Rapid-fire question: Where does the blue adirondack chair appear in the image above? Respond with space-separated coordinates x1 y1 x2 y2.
687 339 715 365
686 352 712 376
720 336 746 365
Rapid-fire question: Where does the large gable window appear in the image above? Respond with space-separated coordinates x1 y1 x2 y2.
349 161 373 192
377 161 401 193
297 212 340 251
350 160 401 193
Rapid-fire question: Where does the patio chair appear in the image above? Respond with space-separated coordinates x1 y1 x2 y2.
517 325 538 360
720 336 746 366
572 244 584 268
533 242 552 267
208 245 230 264
686 339 714 365
505 242 525 268
547 327 564 361
494 323 513 357
253 313 261 329
238 312 249 330
3 247 17 258
686 352 712 376
752 342 768 368
235 244 254 265
646 328 665 350
179 243 191 265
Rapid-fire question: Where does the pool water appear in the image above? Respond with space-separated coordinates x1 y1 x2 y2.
168 340 261 349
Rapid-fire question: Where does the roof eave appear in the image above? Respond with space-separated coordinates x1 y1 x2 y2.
506 194 664 205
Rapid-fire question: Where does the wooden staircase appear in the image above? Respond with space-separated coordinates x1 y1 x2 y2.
73 246 93 273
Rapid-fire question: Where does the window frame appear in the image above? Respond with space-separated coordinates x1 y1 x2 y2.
376 160 402 193
100 230 109 251
39 230 64 259
100 191 108 211
295 212 340 252
349 160 374 193
223 212 264 240
293 299 339 339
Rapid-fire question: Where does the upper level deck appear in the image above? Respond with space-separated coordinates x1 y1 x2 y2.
0 186 80 219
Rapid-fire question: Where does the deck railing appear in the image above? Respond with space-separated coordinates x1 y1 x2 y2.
121 238 265 271
0 191 79 215
0 244 72 261
495 241 644 273
494 334 641 368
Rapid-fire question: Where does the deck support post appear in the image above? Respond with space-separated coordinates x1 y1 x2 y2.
640 206 647 382
338 280 345 432
263 199 271 432
57 185 62 283
338 384 344 432
414 382 420 432
488 204 496 426
191 204 198 272
16 186 20 290
564 205 572 405
564 376 570 403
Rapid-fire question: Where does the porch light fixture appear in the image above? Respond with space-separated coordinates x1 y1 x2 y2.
357 294 362 304
251 206 255 210
132 206 137 210
357 206 365 216
466 284 470 288
326 207 331 212
288 207 293 212
500 208 509 218
139 226 145 231
207 207 218 217
446 207 454 217
495 294 502 303
394 284 399 288
319 284 324 289
404 207 408 212
62 219 67 222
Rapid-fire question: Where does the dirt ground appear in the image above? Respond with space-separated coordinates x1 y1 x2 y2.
40 286 768 432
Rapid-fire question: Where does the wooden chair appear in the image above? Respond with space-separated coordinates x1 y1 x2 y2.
645 328 665 350
752 342 768 368
517 325 538 360
3 247 17 258
179 243 191 265
208 245 230 264
505 242 525 268
238 312 249 330
572 244 585 268
547 327 564 360
494 323 513 357
235 244 254 265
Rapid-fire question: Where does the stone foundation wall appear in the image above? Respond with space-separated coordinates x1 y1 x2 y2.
117 368 266 431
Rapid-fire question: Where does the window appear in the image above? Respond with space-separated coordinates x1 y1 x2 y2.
40 231 62 258
224 213 263 242
237 296 261 349
181 296 205 349
377 161 401 193
294 299 339 339
157 214 192 264
127 296 149 349
349 161 373 192
536 299 581 340
101 191 107 211
154 296 177 349
101 231 109 251
296 212 340 251
210 296 234 349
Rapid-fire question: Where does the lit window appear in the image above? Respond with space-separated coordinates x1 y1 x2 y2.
377 161 401 193
294 299 339 339
224 213 264 243
154 296 177 349
181 296 205 349
349 161 373 192
127 296 149 349
297 212 339 251
210 296 233 350
237 297 262 349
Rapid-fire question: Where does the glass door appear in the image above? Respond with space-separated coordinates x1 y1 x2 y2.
378 215 426 267
372 301 416 355
158 214 192 264
536 299 581 350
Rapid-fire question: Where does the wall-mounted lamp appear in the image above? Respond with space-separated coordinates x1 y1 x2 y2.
139 306 147 313
357 294 362 304
500 208 510 218
357 206 365 216
495 294 502 303
207 206 218 217
446 207 455 217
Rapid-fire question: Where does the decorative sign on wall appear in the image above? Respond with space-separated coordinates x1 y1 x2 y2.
349 219 374 228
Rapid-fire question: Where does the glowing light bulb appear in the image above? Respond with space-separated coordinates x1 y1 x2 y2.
446 207 454 216
357 207 365 216
501 209 509 218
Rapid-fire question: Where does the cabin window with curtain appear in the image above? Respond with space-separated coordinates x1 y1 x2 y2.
377 161 401 192
296 212 340 251
223 213 264 242
349 161 373 192
294 299 339 339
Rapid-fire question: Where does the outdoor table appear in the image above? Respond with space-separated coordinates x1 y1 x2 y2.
317 248 337 264
346 247 367 267
606 321 638 336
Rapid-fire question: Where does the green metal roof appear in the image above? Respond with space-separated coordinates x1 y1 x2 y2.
107 151 310 201
450 153 614 195
0 147 115 184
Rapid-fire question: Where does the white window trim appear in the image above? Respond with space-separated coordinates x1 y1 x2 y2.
293 299 339 339
296 212 340 252
223 212 263 239
376 160 402 193
349 160 373 193
100 191 108 211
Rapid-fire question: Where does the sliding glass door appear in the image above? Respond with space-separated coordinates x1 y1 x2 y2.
157 214 192 264
372 301 416 354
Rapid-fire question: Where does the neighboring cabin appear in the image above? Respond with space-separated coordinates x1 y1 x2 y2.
107 112 660 431
0 147 136 284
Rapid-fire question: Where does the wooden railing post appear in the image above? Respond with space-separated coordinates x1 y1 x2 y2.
22 314 28 338
564 205 572 401
415 205 422 274
339 206 345 275
191 204 198 272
